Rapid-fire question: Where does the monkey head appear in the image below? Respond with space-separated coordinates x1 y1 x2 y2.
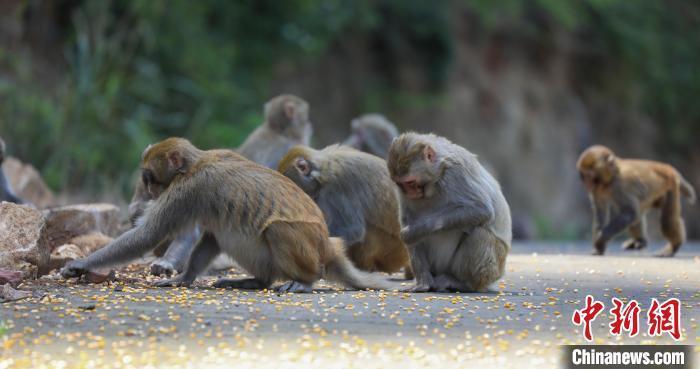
387 133 445 200
576 145 620 191
140 138 200 198
278 146 321 197
264 95 311 136
345 114 398 157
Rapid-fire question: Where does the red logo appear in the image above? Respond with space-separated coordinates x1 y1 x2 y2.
572 295 605 341
647 298 681 340
609 298 640 337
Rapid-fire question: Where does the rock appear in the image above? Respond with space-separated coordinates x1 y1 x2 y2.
2 157 55 208
0 202 49 276
84 269 115 284
0 283 32 302
48 244 84 271
0 269 23 286
70 233 113 254
42 204 121 250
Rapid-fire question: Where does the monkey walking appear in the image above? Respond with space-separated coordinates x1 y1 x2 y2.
0 137 25 204
344 114 399 159
387 133 512 293
62 138 393 293
128 94 314 276
278 144 410 277
577 145 696 257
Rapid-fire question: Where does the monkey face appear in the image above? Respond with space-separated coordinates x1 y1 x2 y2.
391 146 440 200
282 156 320 196
577 145 619 191
141 168 167 198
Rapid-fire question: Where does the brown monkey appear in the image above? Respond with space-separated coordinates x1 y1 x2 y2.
278 145 409 276
577 145 696 257
62 138 392 292
238 94 313 168
0 137 25 204
344 114 399 158
387 133 511 292
129 94 313 275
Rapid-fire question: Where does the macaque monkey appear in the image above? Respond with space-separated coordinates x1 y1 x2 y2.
387 133 512 292
577 145 696 257
0 137 24 204
344 114 398 158
62 138 392 292
278 145 410 276
238 94 313 168
128 94 313 275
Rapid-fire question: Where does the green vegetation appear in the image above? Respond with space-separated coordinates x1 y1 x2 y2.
0 0 697 197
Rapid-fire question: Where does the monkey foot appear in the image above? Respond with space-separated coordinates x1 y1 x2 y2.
400 283 431 293
591 249 604 256
212 278 268 290
622 239 647 250
153 277 191 288
150 260 177 276
276 281 313 293
654 246 677 258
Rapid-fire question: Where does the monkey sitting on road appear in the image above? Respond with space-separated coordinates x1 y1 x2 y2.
278 145 410 276
238 94 313 168
129 94 314 276
0 137 25 204
344 114 398 159
577 145 696 257
62 138 393 293
387 133 512 292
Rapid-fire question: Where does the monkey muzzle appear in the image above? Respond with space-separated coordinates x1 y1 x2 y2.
396 178 424 200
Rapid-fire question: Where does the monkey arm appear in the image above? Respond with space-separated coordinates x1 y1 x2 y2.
62 182 200 278
401 201 493 244
318 197 366 246
596 206 637 244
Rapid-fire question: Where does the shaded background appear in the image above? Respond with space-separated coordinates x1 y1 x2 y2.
0 0 698 239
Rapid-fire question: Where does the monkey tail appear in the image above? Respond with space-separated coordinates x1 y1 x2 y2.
324 237 397 291
680 177 696 204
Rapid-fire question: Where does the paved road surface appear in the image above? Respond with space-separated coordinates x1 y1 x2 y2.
1 241 698 368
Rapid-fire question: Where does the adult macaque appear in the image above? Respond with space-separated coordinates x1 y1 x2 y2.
62 138 392 292
129 94 313 275
278 145 409 276
0 137 25 204
387 133 511 292
344 114 398 158
238 94 313 168
577 145 695 257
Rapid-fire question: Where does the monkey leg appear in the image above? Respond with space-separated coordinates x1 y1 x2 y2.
621 216 648 250
150 227 200 276
263 222 324 292
450 228 507 293
401 242 433 292
363 227 410 274
154 232 219 287
657 190 686 257
213 278 270 290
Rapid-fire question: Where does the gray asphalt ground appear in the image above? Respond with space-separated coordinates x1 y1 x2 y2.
1 241 698 369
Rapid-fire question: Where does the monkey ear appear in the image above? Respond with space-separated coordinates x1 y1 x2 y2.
295 157 311 176
284 102 297 120
424 145 437 163
168 151 185 172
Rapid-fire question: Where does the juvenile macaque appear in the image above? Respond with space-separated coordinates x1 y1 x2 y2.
577 145 696 257
344 114 398 158
238 94 313 168
387 133 511 292
0 137 24 204
278 145 409 275
62 138 392 292
128 94 313 275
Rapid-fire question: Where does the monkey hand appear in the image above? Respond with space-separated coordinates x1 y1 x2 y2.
61 260 89 279
150 259 176 276
400 226 421 245
153 276 191 288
